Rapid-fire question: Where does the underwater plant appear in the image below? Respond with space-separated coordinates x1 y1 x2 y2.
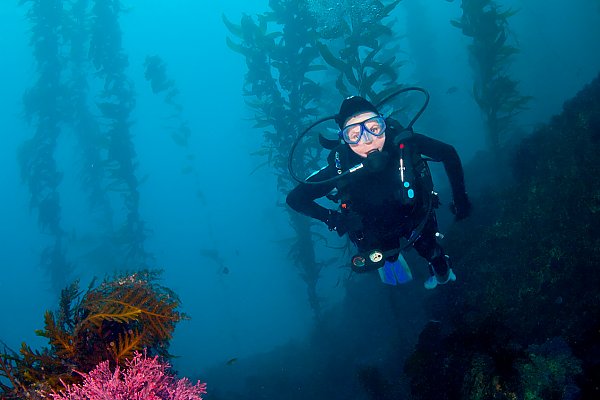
224 1 329 319
452 0 531 150
51 351 207 400
310 0 404 101
62 0 120 273
225 0 408 322
18 0 153 288
144 55 202 198
0 271 187 398
89 0 152 269
63 0 112 216
143 55 189 150
144 56 177 97
18 0 72 291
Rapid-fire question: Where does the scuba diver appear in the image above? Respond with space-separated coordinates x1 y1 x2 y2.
286 91 471 289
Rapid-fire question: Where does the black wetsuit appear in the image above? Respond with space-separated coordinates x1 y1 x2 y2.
286 121 467 275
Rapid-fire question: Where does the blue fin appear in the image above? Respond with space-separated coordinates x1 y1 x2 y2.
378 254 413 285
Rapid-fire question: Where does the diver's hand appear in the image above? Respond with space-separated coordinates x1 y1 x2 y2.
362 150 389 172
450 193 472 221
326 210 363 236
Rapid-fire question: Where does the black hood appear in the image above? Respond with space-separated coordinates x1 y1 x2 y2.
335 96 379 128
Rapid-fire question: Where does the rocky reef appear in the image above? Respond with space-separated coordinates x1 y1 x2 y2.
406 72 600 399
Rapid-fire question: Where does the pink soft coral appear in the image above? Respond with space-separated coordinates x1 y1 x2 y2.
51 351 206 400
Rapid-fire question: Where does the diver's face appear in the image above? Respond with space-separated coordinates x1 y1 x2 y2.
344 112 386 158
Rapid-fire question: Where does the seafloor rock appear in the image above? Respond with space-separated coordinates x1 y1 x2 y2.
405 73 600 399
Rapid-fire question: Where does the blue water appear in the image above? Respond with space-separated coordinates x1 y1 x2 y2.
1 0 599 396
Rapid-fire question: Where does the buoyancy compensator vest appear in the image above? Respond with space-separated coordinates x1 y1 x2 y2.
288 87 438 271
328 117 435 211
387 118 435 209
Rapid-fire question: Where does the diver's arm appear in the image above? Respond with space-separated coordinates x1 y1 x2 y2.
414 133 467 200
286 166 338 223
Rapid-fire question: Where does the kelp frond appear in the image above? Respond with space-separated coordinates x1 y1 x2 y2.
19 343 73 389
81 297 143 328
38 311 77 359
80 272 182 342
108 329 146 364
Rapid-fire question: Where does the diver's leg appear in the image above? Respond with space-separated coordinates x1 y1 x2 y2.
412 214 447 273
412 214 455 289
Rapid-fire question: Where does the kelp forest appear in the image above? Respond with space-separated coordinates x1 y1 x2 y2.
2 1 205 398
224 0 404 322
18 0 151 292
452 0 531 151
1 0 599 399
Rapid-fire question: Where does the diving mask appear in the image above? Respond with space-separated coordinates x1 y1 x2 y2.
340 115 386 144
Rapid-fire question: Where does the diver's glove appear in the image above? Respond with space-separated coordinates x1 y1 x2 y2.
326 210 363 236
362 150 389 173
450 192 472 221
